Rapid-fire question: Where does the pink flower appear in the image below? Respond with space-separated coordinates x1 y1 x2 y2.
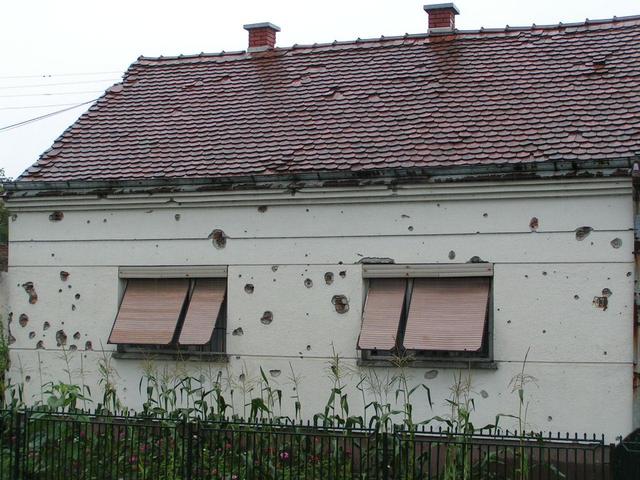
279 451 290 461
129 455 138 464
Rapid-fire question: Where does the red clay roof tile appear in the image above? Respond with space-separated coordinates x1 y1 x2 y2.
18 17 640 182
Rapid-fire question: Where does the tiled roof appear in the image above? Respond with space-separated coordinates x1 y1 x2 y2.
20 16 640 182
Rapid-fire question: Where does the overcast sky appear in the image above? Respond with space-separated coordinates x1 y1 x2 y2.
1 0 638 179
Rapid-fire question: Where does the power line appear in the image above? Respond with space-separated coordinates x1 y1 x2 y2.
0 78 120 90
0 102 95 111
0 71 122 80
0 99 97 133
0 90 104 98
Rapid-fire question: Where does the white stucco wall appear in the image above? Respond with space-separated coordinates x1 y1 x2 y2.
4 177 635 440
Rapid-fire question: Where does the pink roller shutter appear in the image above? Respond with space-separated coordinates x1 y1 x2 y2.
178 278 226 345
404 277 490 351
108 278 189 345
358 278 406 350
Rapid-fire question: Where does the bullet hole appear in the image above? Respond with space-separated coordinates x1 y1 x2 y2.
611 238 622 249
482 213 488 218
209 229 227 248
28 331 36 339
339 271 346 278
602 288 612 297
261 311 273 325
574 295 579 300
258 205 268 213
269 369 281 378
43 322 50 331
448 250 456 260
627 272 632 277
332 295 349 314
232 327 244 336
408 226 414 231
36 340 44 349
48 211 64 221
324 272 334 285
575 226 593 241
239 373 246 382
59 271 70 281
529 217 539 231
305 208 310 212
103 218 107 223
542 330 546 334
174 214 181 221
272 265 279 272
55 330 67 347
69 345 78 352
547 416 553 422
467 256 484 263
401 214 411 218
86 220 91 224
22 282 38 304
603 351 607 355
75 293 81 300
68 284 72 289
542 271 547 276
11 214 17 222
18 314 28 327
424 370 438 380
244 284 254 294
480 390 489 399
507 320 512 324
592 296 608 310
73 332 81 340
25 376 31 383
304 278 313 288
85 341 93 350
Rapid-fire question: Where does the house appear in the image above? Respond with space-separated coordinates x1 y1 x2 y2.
3 4 640 440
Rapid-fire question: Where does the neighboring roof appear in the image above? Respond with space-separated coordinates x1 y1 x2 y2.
18 16 640 183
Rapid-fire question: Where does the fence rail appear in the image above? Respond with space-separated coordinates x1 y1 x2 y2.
0 409 613 479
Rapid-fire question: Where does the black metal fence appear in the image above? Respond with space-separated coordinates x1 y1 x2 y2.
0 410 613 479
612 428 640 480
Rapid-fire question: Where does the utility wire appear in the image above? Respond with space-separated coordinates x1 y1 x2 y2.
0 99 97 133
0 71 122 80
0 102 95 111
0 78 120 90
0 90 104 98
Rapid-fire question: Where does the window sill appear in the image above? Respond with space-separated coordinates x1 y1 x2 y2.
112 351 229 362
357 358 498 370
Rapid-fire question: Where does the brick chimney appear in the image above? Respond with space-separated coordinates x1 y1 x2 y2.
243 22 281 50
423 3 460 31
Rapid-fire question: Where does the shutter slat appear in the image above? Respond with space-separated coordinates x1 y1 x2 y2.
108 278 189 345
358 278 406 350
404 277 490 351
179 278 226 346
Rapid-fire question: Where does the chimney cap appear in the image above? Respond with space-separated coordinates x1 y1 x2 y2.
423 3 460 15
243 22 281 32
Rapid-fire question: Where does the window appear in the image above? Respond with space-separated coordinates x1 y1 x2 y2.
358 264 493 366
109 266 227 358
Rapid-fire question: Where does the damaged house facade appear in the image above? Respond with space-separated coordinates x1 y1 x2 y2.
3 5 640 439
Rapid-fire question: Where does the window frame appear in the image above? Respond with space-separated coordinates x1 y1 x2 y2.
358 263 496 369
111 266 229 361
